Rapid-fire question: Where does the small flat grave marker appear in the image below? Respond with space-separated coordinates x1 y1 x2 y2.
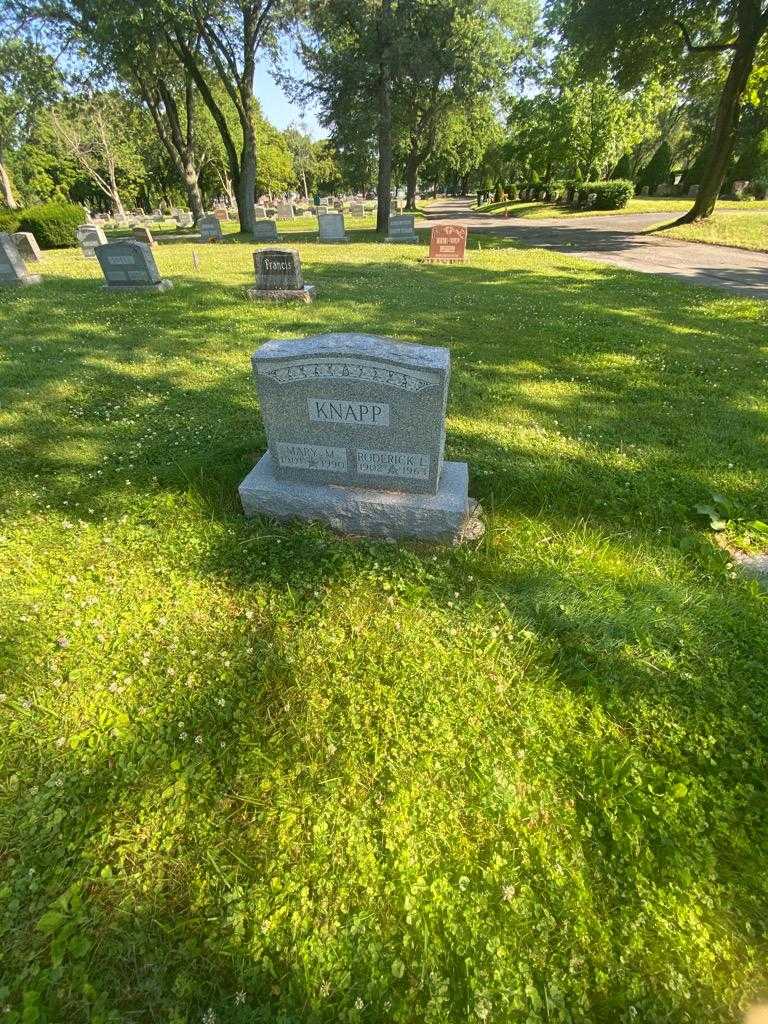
198 215 223 243
0 233 42 286
95 239 172 292
76 224 107 258
238 332 481 542
252 219 279 242
11 232 42 262
246 247 315 303
386 214 418 243
426 224 467 263
318 211 348 243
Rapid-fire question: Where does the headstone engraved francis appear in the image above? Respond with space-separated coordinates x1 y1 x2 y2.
11 232 42 262
427 224 467 263
276 203 295 220
76 223 107 258
318 211 348 243
246 247 315 303
95 239 172 292
133 225 157 247
199 215 223 242
238 332 482 542
0 233 42 286
385 214 418 243
253 219 280 242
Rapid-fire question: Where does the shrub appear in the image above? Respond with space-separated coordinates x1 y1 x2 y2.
17 202 83 249
0 210 21 233
638 141 673 191
578 178 634 210
748 178 768 199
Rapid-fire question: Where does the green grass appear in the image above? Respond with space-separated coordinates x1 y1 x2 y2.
2 224 768 1024
656 211 768 252
476 196 768 219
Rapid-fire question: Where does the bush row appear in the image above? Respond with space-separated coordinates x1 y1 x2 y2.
0 203 83 249
506 179 634 210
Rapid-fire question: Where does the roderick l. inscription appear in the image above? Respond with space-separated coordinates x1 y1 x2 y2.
308 397 390 427
357 449 429 479
258 357 440 394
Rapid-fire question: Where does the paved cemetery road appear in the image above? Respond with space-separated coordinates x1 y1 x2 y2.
417 197 768 300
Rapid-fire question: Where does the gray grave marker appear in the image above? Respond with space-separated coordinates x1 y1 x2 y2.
318 211 348 243
94 239 172 292
133 225 157 247
253 204 268 219
276 203 295 220
76 224 107 258
198 215 223 242
246 247 315 303
238 333 480 542
0 233 42 286
350 203 366 217
385 214 418 243
11 232 41 262
252 219 279 242
176 211 194 228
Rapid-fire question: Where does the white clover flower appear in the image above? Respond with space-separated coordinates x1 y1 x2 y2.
195 735 203 745
354 998 364 1010
234 992 246 1006
501 884 515 902
179 731 188 740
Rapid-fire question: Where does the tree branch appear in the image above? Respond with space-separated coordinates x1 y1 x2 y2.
674 19 738 52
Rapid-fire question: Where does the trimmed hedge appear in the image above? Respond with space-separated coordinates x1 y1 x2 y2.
576 179 634 210
17 203 83 249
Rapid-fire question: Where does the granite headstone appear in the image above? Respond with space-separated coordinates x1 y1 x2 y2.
238 333 480 542
253 204 268 219
94 239 172 292
252 219 279 242
0 233 42 286
318 211 348 242
350 203 366 217
133 225 157 247
246 247 315 303
76 224 107 258
386 214 418 243
276 203 295 220
199 215 223 242
11 232 42 262
427 224 467 262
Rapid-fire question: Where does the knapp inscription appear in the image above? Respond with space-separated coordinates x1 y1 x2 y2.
308 397 390 427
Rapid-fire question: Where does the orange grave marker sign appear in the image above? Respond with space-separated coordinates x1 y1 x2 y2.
426 224 467 263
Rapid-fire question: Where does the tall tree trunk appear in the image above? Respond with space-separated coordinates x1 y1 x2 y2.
0 148 16 209
405 139 419 211
675 11 764 224
183 157 204 220
237 117 257 233
108 162 125 217
375 0 393 233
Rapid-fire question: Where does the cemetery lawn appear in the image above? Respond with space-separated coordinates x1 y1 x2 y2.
476 196 768 219
2 228 768 1024
656 210 768 252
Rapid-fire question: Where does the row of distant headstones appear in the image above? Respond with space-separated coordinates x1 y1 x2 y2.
0 220 466 289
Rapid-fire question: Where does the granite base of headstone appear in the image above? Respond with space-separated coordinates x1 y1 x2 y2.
385 214 418 243
95 239 172 292
246 247 315 303
0 233 42 286
11 232 42 262
238 332 482 543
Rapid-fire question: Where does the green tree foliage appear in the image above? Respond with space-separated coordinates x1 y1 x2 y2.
613 153 633 179
0 38 61 207
638 140 673 190
549 0 768 222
